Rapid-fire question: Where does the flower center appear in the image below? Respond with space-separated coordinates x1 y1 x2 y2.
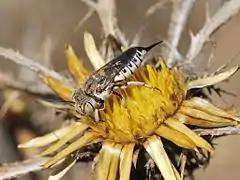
88 62 187 143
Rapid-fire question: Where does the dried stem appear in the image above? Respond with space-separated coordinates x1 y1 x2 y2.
0 71 51 95
75 8 95 31
131 25 147 46
80 0 128 47
186 0 240 63
80 0 116 36
0 47 68 84
0 157 49 179
164 0 195 67
145 0 168 16
180 152 187 180
195 126 240 136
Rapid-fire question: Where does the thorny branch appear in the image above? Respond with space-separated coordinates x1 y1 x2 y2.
75 8 95 31
80 0 128 47
164 0 195 67
0 157 49 179
0 71 51 95
0 151 97 180
145 0 168 16
0 47 68 84
186 0 240 63
195 126 240 137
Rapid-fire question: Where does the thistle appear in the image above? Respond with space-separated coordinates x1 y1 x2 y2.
18 32 240 180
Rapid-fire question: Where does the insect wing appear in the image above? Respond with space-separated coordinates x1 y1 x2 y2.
84 48 137 93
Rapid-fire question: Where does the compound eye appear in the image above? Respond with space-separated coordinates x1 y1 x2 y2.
84 102 95 115
96 87 102 93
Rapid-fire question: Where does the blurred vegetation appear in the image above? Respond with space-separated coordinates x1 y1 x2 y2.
0 0 240 180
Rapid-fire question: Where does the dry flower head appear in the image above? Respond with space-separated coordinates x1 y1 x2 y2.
19 32 240 180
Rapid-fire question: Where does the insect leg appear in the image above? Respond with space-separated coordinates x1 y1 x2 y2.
114 81 161 93
93 102 105 122
94 110 100 122
113 90 126 107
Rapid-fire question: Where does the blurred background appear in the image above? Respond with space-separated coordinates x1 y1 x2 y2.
0 0 240 179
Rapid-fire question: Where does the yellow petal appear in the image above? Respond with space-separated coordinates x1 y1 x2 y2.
144 135 180 180
94 142 114 180
165 118 213 152
40 75 73 101
43 131 98 168
120 144 135 180
159 59 167 69
155 124 197 150
177 97 240 128
176 113 237 128
39 122 88 157
49 153 77 180
183 97 240 122
108 144 122 180
188 66 239 89
18 123 77 148
179 106 236 125
84 31 105 70
65 45 89 84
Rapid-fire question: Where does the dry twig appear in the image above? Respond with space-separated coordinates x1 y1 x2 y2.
75 8 95 31
80 0 128 47
186 0 240 63
80 0 116 36
0 47 68 84
195 126 240 137
145 0 168 16
0 71 52 95
180 152 187 180
164 0 195 66
0 157 49 180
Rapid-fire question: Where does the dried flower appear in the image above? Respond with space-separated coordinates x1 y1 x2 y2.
19 32 240 180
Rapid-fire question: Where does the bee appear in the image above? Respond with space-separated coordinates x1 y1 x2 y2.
73 41 163 120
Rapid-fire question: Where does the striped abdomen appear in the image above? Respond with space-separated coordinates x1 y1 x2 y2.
114 49 146 82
